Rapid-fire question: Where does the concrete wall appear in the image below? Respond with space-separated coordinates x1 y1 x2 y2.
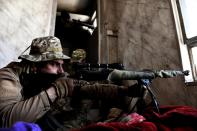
98 0 197 107
0 0 57 68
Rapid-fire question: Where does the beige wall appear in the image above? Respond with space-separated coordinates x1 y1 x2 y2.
98 0 197 107
0 0 57 68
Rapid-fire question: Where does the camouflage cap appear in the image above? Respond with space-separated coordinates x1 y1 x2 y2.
19 36 70 62
71 49 86 62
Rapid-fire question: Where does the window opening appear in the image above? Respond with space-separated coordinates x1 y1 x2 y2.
171 0 197 83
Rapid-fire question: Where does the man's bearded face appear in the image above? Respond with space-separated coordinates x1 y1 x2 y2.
38 60 65 74
21 60 65 98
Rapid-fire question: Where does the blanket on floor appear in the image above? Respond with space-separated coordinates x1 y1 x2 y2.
71 105 197 131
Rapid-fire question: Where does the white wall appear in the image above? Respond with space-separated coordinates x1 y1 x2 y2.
0 0 57 68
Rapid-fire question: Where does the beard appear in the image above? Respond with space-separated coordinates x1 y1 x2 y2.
20 72 64 98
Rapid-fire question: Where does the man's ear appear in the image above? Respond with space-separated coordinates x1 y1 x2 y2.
33 61 48 73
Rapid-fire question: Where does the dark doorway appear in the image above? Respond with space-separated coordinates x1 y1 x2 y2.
55 1 98 63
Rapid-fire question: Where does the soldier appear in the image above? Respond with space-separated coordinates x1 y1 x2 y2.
0 36 140 131
71 48 87 63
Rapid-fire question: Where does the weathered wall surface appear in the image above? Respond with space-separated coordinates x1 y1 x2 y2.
99 0 197 107
0 0 56 68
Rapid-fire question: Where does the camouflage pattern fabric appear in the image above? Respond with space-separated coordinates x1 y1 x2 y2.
19 36 70 62
108 69 187 81
154 70 188 78
38 95 102 131
71 49 86 62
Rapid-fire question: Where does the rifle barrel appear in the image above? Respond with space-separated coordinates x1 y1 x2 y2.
107 69 189 81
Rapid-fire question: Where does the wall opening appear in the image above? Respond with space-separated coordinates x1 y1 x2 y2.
54 0 98 63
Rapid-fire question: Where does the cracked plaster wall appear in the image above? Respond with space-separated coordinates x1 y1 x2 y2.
99 0 197 107
0 0 56 68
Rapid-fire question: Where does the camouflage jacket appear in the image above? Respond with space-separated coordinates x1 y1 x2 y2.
0 62 128 131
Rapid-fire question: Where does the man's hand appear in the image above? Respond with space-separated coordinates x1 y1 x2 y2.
46 77 69 102
46 73 71 101
51 77 70 99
